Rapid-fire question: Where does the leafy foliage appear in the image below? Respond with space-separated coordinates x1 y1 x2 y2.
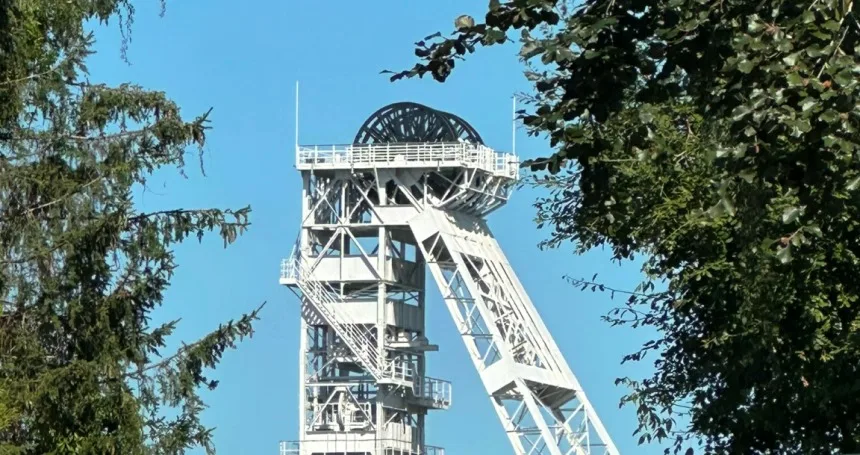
0 1 261 453
393 0 860 453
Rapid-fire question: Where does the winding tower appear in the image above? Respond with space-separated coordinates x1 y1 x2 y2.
280 102 619 455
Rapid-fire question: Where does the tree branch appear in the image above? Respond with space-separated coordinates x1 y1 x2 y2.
123 301 267 379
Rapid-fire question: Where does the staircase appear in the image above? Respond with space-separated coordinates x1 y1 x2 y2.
288 255 387 381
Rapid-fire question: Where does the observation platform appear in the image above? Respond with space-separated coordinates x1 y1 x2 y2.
295 142 519 179
279 440 446 455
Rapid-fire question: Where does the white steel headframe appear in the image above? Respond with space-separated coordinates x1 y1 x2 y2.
280 141 619 455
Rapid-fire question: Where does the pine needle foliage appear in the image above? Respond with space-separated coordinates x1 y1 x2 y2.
0 2 262 454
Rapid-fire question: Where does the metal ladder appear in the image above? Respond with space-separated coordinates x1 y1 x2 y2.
291 256 384 380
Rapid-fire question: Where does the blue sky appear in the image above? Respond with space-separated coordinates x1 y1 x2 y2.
88 1 664 454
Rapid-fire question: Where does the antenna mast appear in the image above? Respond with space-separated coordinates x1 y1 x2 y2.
294 81 300 152
512 95 517 156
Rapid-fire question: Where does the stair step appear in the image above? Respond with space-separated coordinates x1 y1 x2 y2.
292 259 387 381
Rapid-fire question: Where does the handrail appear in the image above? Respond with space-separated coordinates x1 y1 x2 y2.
279 440 445 455
278 441 299 455
289 255 383 379
287 256 438 388
295 142 519 179
284 256 452 401
414 376 452 407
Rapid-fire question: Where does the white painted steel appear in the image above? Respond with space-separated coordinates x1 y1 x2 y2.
281 140 618 455
286 255 386 381
296 142 518 178
409 208 619 455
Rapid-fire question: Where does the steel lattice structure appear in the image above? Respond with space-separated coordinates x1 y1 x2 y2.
280 102 620 455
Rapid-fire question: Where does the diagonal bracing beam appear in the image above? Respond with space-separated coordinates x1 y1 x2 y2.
409 207 620 455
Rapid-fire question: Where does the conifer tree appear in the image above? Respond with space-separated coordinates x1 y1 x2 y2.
0 2 261 453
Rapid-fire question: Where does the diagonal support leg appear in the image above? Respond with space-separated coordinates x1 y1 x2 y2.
409 207 620 455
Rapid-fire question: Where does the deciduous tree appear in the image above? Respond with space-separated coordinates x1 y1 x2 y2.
391 1 860 453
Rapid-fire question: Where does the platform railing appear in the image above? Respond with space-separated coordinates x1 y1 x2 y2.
279 440 445 455
422 445 446 455
383 441 446 455
414 376 452 408
386 357 415 383
280 257 298 282
296 142 519 178
278 441 299 455
307 401 374 431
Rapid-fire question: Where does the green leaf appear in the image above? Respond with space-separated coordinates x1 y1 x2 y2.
639 109 655 124
706 200 725 218
776 244 793 263
782 206 801 224
791 231 805 247
737 58 757 73
800 97 817 112
485 28 506 44
823 20 841 31
760 237 777 251
819 110 840 123
805 224 823 237
731 105 752 121
806 44 825 57
786 72 804 86
747 16 765 33
679 18 700 32
721 197 736 217
782 52 800 66
777 40 794 53
847 176 860 191
519 42 542 59
834 69 853 86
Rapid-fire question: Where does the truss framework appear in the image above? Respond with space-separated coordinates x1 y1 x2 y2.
410 208 619 455
281 137 618 455
282 165 461 455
